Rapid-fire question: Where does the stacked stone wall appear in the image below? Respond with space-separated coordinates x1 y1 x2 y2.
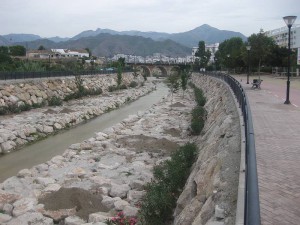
174 74 241 225
0 73 140 108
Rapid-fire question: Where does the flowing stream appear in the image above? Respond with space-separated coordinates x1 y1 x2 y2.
0 83 169 182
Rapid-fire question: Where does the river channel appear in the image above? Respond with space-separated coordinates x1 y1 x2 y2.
0 82 169 182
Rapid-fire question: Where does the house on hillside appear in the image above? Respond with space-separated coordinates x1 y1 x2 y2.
26 49 89 59
26 50 53 59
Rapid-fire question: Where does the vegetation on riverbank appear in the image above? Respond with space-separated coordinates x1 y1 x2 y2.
105 82 207 225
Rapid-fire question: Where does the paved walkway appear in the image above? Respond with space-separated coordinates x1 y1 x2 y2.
237 75 300 225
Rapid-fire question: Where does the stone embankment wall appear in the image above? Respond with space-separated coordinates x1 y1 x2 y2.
0 73 137 107
173 74 241 225
0 74 152 154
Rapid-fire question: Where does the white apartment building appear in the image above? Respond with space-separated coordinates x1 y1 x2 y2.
265 24 300 49
265 24 300 65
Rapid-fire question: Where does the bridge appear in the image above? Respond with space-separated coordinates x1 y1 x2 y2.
127 62 190 77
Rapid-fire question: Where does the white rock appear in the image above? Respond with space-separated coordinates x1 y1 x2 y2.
65 215 85 225
7 212 53 225
34 163 49 172
17 168 32 178
3 203 14 215
34 177 55 186
127 190 145 203
109 184 130 198
8 95 19 103
123 205 139 217
44 183 61 192
12 198 37 217
0 213 12 223
101 196 121 210
129 180 145 191
1 141 15 153
114 199 130 210
43 125 54 133
88 212 111 223
53 123 63 130
50 155 65 165
94 132 108 141
215 205 225 219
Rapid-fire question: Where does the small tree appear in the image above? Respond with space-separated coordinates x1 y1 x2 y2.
142 71 147 81
38 45 46 50
167 74 180 107
180 69 188 98
195 41 211 69
117 62 123 87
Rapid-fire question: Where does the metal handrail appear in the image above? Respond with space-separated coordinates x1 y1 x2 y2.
205 72 261 225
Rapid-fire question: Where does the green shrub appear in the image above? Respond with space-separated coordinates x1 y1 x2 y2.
191 118 205 135
0 106 9 115
194 87 206 106
108 85 118 92
32 100 46 108
48 96 63 106
192 106 206 119
129 81 138 88
18 102 31 111
139 143 197 225
119 84 127 90
191 106 206 135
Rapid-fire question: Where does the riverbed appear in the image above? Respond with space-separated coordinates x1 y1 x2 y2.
0 82 169 182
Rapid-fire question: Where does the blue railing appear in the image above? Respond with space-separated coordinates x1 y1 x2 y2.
205 72 261 225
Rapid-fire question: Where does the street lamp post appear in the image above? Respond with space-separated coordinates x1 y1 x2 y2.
283 15 297 104
246 45 251 84
227 54 230 74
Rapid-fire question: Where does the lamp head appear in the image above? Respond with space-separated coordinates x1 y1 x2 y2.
246 45 251 51
283 16 297 27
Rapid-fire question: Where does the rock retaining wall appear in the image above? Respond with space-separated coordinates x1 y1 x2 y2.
0 73 138 107
173 74 241 225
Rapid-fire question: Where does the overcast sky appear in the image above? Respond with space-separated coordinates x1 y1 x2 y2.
1 0 299 38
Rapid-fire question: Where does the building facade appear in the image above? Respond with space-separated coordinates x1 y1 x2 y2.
266 24 300 65
265 24 300 49
26 49 89 59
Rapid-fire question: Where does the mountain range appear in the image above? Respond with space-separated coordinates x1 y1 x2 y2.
0 24 247 57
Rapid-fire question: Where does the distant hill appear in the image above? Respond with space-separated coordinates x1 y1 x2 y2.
17 33 191 57
47 36 70 43
168 24 247 47
0 36 9 45
2 33 41 43
2 24 247 56
72 24 247 47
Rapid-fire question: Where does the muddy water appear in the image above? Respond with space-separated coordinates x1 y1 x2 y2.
0 83 169 182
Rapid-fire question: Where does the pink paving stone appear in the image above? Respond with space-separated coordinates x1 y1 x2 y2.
237 75 300 225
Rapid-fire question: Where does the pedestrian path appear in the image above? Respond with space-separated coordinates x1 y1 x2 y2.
242 78 300 225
